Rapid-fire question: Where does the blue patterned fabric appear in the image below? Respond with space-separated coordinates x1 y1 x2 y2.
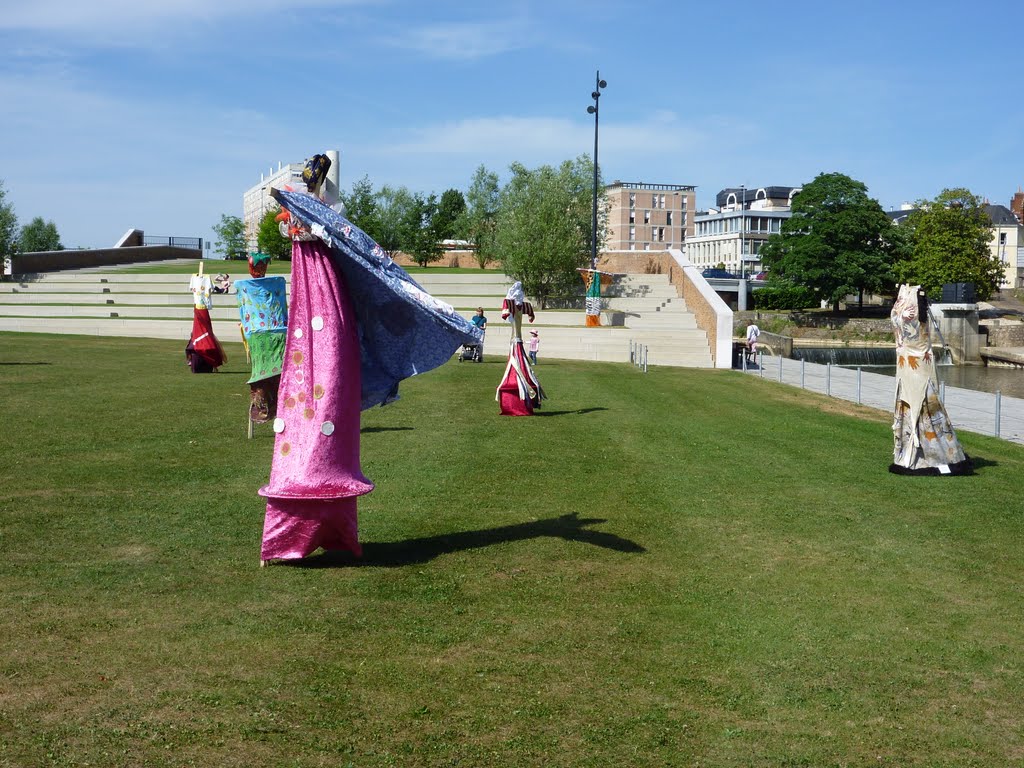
235 276 288 337
275 190 483 410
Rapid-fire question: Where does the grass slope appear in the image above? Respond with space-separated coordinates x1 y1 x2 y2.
1 333 1023 767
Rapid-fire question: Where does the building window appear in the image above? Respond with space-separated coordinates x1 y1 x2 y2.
666 211 673 226
629 212 635 224
629 226 635 241
644 210 651 224
629 192 636 208
651 195 657 208
659 194 666 209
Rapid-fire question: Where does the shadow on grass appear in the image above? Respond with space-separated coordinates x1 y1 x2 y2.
534 407 608 417
969 455 998 470
361 426 414 434
283 512 645 569
0 361 52 365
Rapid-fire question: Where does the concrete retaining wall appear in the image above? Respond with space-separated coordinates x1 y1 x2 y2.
983 322 1024 347
12 246 199 275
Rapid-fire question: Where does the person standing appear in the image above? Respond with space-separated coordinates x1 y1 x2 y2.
528 330 540 365
470 307 487 361
745 322 760 363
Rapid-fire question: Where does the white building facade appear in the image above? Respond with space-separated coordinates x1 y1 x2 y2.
242 150 341 251
688 186 799 276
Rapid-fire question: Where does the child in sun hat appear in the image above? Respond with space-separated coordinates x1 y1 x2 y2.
527 329 540 365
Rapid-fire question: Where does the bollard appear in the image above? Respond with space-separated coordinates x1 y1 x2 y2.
856 367 862 405
759 350 764 378
643 345 648 373
995 390 1001 438
778 353 783 382
826 363 831 397
801 358 805 389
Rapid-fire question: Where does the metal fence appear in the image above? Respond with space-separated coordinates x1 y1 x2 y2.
740 353 1023 444
143 236 203 250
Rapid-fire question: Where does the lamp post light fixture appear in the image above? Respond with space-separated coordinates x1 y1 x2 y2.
586 71 607 270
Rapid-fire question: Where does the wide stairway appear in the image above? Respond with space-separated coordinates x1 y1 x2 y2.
0 266 714 367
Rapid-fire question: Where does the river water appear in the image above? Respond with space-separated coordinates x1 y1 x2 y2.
791 347 1024 399
855 364 1024 399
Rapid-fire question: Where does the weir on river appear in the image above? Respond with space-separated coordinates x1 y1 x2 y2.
791 345 953 368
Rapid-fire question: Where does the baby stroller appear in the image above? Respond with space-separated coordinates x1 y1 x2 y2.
458 342 483 362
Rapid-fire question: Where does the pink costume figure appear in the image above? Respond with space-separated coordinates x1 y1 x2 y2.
496 281 545 415
259 155 373 563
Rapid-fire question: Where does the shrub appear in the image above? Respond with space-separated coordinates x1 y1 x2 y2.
752 285 817 310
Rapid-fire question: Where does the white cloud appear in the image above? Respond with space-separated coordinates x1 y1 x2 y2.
0 69 295 249
0 0 375 32
379 111 738 167
381 19 535 60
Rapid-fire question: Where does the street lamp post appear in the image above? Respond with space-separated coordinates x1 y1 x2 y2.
739 184 746 278
587 71 607 270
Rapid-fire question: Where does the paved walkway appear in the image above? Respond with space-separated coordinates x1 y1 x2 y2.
741 355 1024 446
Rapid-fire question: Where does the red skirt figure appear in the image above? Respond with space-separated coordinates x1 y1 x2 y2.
496 282 545 415
185 273 225 373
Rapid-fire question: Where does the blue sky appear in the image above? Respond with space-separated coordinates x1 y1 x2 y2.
1 0 1022 252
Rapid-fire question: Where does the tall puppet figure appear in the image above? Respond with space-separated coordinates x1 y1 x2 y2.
235 252 288 426
259 154 481 564
578 268 620 327
185 266 226 373
496 281 545 415
889 284 972 475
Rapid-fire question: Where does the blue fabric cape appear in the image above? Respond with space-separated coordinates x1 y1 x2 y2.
275 190 483 410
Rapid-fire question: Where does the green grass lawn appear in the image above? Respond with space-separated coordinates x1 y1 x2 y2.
1 333 1023 767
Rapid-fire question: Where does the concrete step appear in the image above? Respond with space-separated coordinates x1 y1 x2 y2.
0 305 635 328
606 298 689 313
0 267 716 367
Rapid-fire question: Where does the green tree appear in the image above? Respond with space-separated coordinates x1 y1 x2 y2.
494 156 597 308
759 172 906 311
895 188 1003 300
370 185 415 257
339 175 378 235
433 188 466 242
0 181 17 264
18 216 62 252
459 165 501 269
257 207 291 262
211 214 246 260
401 193 443 268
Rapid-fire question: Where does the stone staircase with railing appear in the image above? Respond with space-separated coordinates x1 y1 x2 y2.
0 265 714 367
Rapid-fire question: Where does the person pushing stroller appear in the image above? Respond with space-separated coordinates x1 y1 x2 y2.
464 307 487 362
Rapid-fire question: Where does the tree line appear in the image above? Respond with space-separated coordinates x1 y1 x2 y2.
212 166 1010 313
0 181 65 259
213 157 601 309
757 172 1007 309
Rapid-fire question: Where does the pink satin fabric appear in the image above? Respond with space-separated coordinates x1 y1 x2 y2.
259 239 373 561
497 340 538 416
